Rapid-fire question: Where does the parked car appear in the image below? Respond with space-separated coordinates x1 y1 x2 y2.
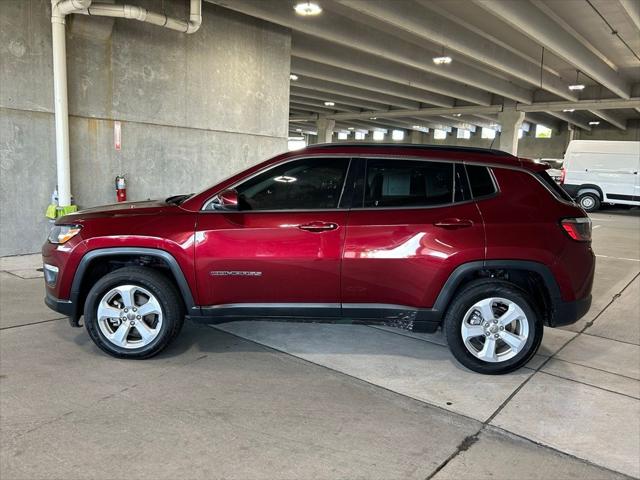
561 140 640 212
535 158 563 183
43 144 594 374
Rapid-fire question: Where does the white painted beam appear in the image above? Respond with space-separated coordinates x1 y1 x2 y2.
516 98 640 112
290 95 360 113
620 0 640 31
210 0 532 103
290 102 343 115
291 57 454 107
293 35 491 105
476 0 631 98
590 110 627 130
291 86 389 111
327 105 504 122
290 98 640 123
336 0 575 101
294 77 421 110
547 111 591 131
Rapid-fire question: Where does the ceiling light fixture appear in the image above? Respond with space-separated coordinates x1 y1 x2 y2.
433 56 452 65
452 113 462 117
589 121 600 125
412 125 423 129
294 2 322 16
562 109 575 112
347 127 355 130
289 74 298 81
433 45 452 65
369 116 377 120
324 101 335 106
569 70 585 91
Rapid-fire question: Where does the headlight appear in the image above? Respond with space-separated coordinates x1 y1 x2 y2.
48 224 82 244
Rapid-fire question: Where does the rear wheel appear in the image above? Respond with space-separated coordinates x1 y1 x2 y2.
84 267 184 359
578 192 600 212
443 280 543 374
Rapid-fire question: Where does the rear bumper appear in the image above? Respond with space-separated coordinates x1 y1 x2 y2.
549 294 592 327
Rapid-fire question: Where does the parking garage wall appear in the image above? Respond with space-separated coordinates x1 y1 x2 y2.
1 0 291 256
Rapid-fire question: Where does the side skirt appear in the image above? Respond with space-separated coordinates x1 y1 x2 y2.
188 303 440 333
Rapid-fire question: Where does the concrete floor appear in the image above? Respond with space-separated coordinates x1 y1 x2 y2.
1 209 638 480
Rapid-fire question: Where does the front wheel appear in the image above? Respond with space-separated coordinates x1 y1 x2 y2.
84 266 184 359
443 280 543 374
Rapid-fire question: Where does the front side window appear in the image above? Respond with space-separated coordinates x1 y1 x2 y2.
364 159 454 208
234 157 349 211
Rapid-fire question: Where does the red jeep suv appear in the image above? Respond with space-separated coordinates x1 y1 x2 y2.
43 144 594 374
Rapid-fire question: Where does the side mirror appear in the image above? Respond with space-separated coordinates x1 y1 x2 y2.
217 189 239 210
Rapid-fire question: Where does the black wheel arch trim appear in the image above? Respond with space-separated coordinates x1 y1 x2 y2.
69 247 198 318
432 260 565 325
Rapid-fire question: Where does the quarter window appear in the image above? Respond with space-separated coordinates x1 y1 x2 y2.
234 157 349 211
364 159 454 208
466 165 497 198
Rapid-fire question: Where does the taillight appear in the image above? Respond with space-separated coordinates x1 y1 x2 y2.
559 167 566 185
560 217 592 242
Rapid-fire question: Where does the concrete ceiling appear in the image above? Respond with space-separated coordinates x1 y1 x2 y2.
209 0 640 134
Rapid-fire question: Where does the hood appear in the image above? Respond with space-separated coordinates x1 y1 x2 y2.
56 200 174 224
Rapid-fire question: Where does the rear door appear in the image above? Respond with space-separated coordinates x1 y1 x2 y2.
195 156 352 314
341 158 485 316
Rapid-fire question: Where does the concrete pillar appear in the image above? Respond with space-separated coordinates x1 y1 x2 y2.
316 117 335 144
410 130 422 144
497 107 525 155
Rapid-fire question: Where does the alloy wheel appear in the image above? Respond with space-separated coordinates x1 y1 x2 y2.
96 285 163 349
460 297 529 363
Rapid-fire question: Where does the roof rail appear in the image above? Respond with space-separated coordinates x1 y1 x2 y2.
307 143 514 157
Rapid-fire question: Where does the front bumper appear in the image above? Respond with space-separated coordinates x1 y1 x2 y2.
550 294 592 327
44 292 81 327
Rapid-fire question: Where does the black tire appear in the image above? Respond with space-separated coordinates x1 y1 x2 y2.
84 266 184 359
443 280 543 375
578 192 600 212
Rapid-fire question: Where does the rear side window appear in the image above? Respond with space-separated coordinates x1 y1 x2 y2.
466 165 497 198
537 171 573 202
364 159 454 208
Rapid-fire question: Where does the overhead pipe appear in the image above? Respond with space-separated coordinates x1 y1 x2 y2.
49 0 201 209
78 1 202 34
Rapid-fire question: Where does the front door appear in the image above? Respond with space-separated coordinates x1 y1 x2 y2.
195 156 352 316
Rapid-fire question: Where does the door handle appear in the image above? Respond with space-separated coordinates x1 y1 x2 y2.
434 218 474 229
298 221 338 232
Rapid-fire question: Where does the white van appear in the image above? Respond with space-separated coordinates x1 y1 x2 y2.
561 140 640 212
